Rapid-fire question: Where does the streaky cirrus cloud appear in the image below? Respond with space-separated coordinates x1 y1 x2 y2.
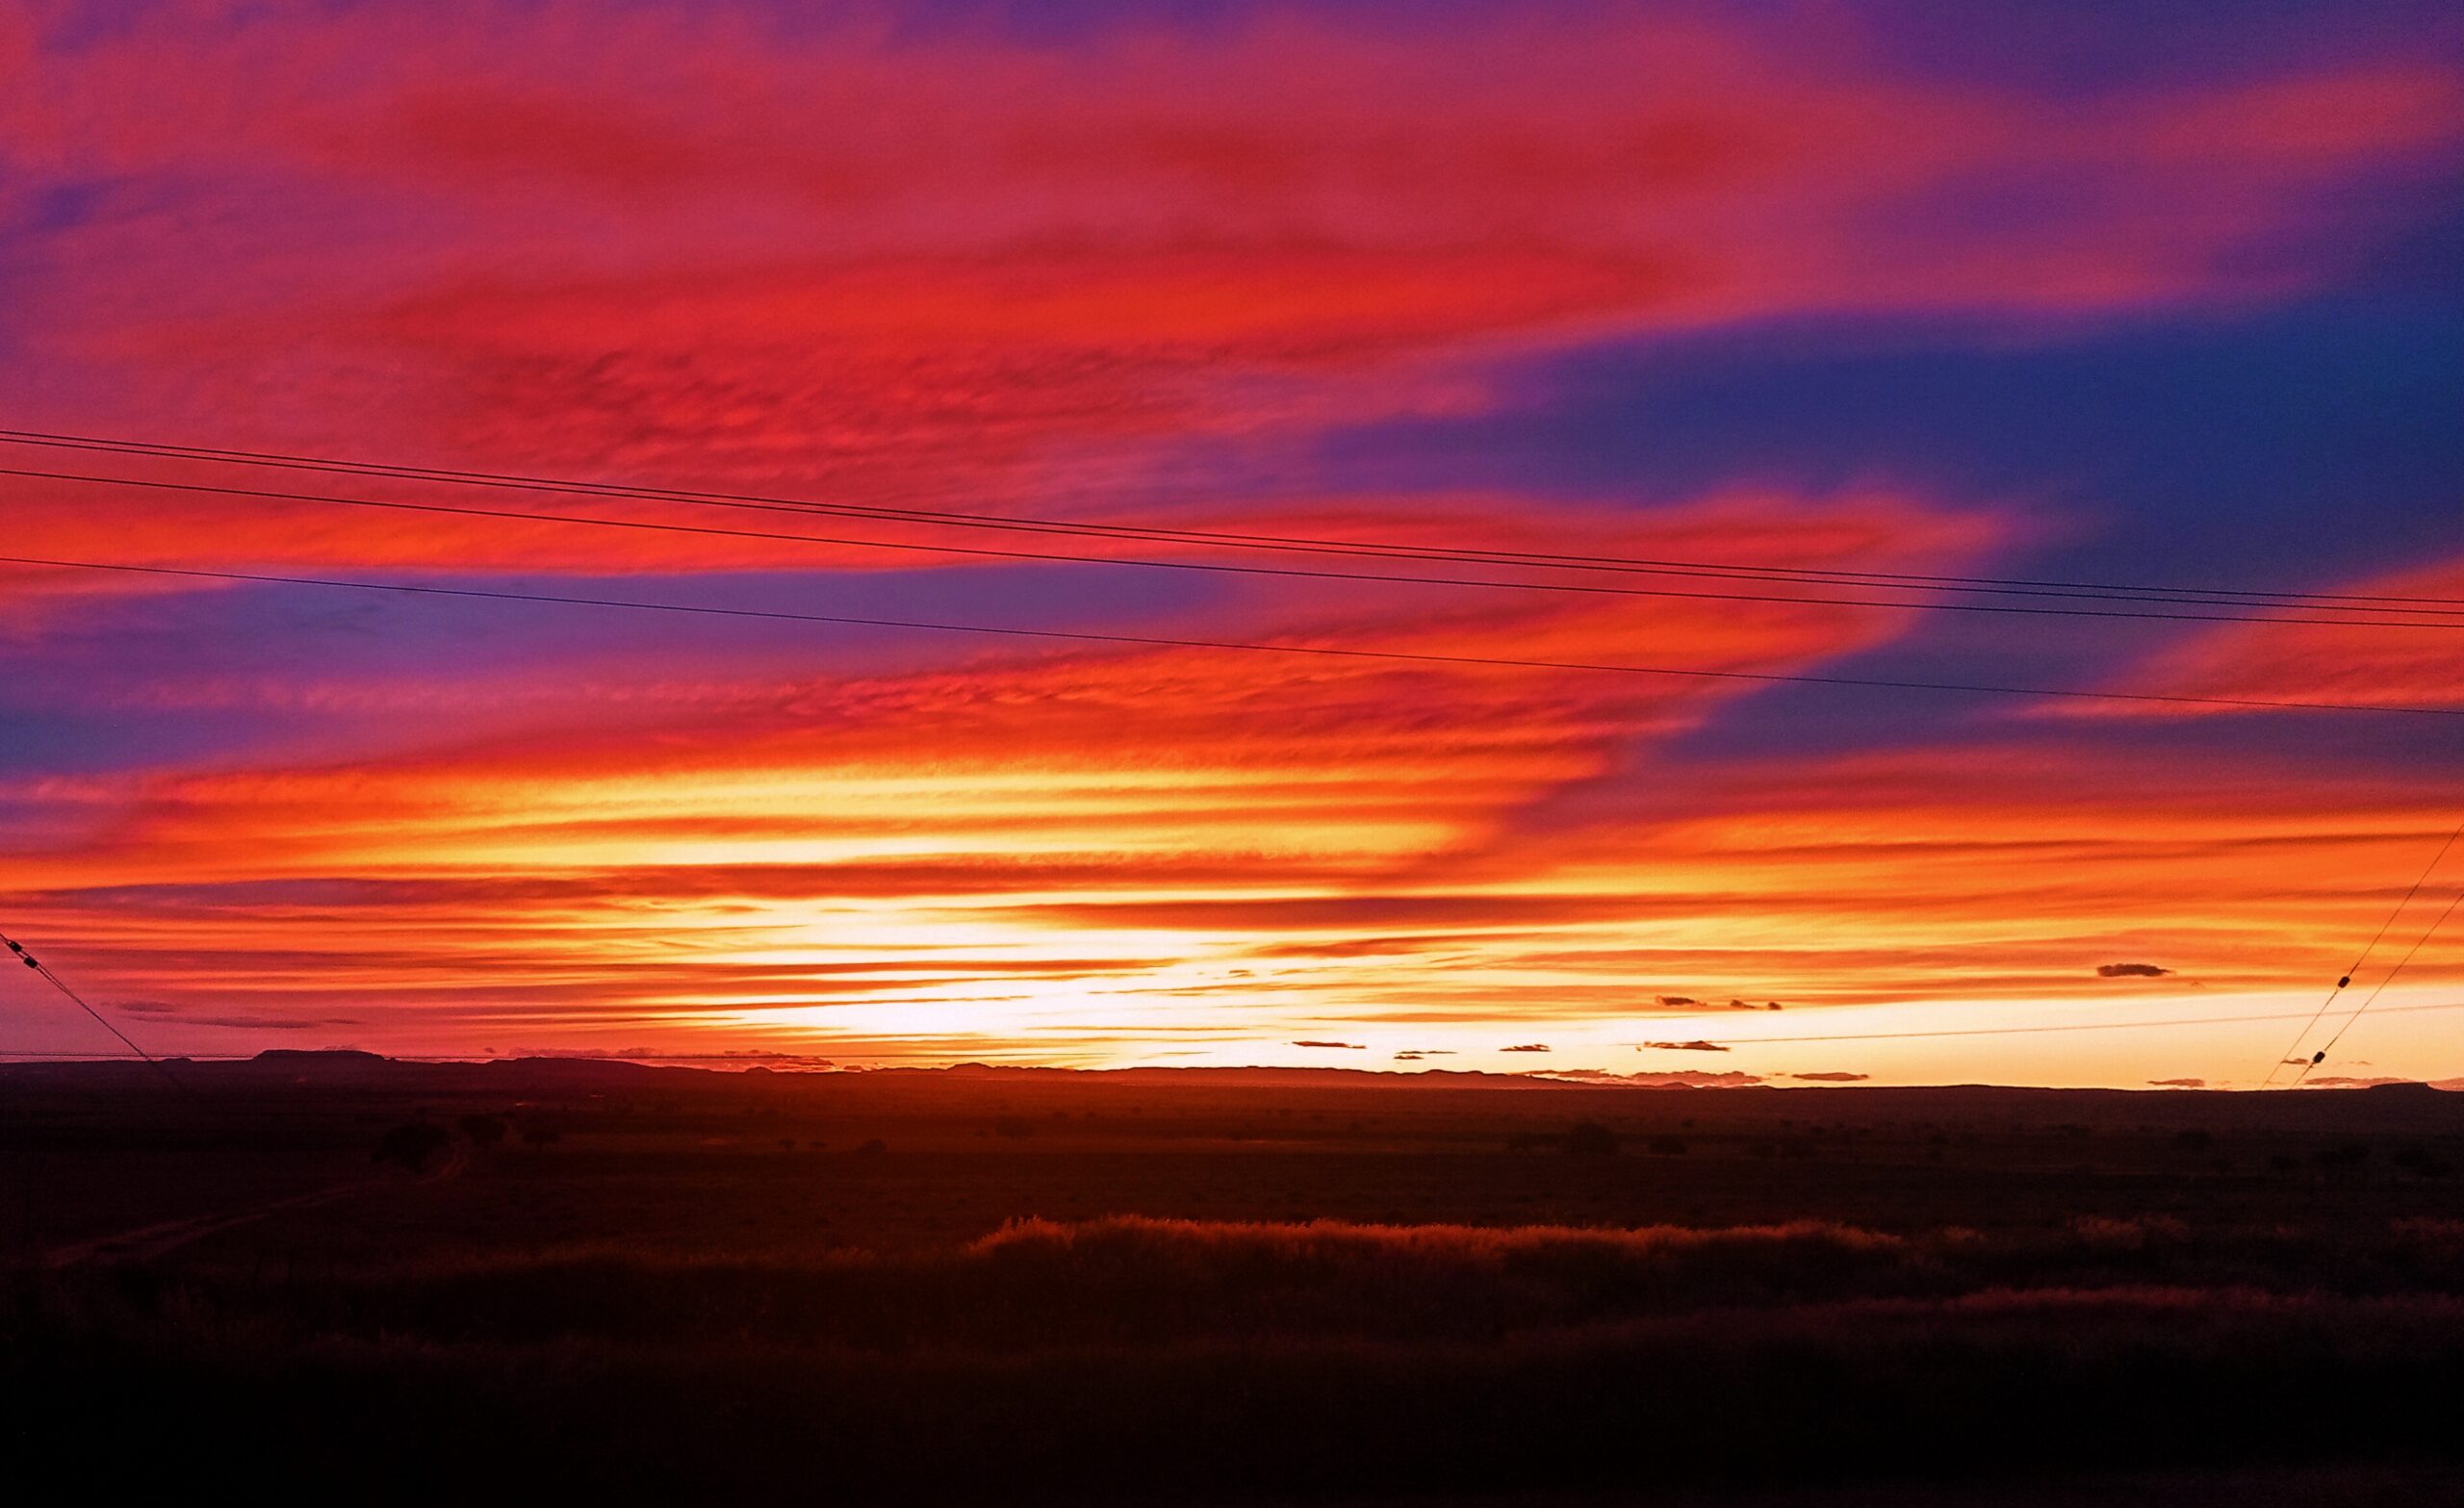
2 1 2455 501
2 488 1997 1054
2101 559 2464 715
0 3 2454 1078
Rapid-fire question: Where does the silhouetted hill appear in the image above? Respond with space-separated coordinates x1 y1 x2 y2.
927 1061 1564 1089
1 1052 2457 1133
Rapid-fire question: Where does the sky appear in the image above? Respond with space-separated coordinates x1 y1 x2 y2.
0 0 2459 1086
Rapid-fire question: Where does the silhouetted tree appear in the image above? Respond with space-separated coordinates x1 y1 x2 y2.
457 1113 508 1150
2314 1143 2371 1176
372 1121 450 1173
2394 1146 2454 1180
1564 1120 1620 1158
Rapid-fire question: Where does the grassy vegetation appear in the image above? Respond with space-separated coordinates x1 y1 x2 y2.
6 1065 2463 1501
29 1213 2464 1347
9 1215 2464 1501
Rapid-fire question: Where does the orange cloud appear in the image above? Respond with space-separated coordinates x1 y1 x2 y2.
2105 557 2464 714
2 487 2015 1055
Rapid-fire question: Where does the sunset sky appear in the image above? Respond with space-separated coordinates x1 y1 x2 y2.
1 0 2459 1086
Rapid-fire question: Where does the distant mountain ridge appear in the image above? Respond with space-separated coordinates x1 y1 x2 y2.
0 1049 2456 1135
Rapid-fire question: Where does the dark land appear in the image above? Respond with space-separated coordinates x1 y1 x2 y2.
6 1053 2464 1505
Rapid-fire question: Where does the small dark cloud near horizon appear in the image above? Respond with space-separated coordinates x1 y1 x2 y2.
1655 994 1781 1010
1500 1043 1551 1053
1393 1049 1457 1060
1545 1067 1765 1087
1292 1039 1365 1050
2097 962 2172 979
116 999 360 1031
1640 1039 1731 1053
2147 1077 2206 1087
475 1045 840 1066
1790 1071 1867 1082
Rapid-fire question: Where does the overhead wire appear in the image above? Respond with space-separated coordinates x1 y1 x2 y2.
2264 817 2464 1086
5 428 2461 613
2297 883 2464 1083
6 431 2460 1070
0 931 195 1099
8 552 2464 718
11 463 2463 630
1634 998 2464 1049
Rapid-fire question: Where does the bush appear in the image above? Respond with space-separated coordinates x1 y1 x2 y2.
2395 1147 2454 1180
11 1266 2464 1503
2316 1143 2372 1174
372 1121 451 1173
1564 1121 1621 1158
457 1113 508 1150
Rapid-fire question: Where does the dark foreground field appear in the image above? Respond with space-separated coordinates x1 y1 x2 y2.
6 1055 2463 1505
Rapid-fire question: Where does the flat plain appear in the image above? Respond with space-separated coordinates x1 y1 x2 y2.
6 1055 2462 1504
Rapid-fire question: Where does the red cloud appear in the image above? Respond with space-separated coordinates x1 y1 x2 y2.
2 6 2453 494
2102 557 2464 715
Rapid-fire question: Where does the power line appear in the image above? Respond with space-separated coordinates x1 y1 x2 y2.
0 931 195 1099
1632 998 2464 1049
2265 817 2464 1086
13 463 2462 631
2297 883 2464 1082
10 552 2464 719
10 436 2451 1086
6 428 2459 614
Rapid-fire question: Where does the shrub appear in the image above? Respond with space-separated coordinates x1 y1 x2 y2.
2394 1147 2454 1180
2316 1143 2372 1174
372 1121 450 1173
1564 1121 1621 1158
